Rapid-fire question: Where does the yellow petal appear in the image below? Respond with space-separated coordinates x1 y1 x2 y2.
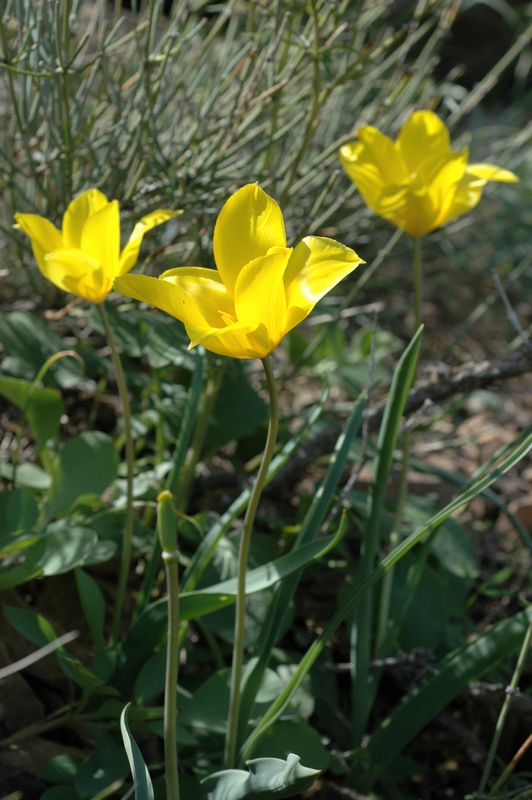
396 110 451 173
80 201 120 280
184 320 267 359
466 163 519 183
160 266 235 328
13 213 63 272
118 209 182 276
62 189 109 248
114 272 219 329
356 127 408 184
283 236 364 331
44 249 109 304
212 184 286 298
401 153 467 236
339 135 407 219
234 249 292 352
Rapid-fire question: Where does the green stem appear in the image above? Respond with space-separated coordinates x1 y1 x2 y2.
224 356 279 769
481 618 532 796
99 303 135 645
163 548 180 800
412 236 422 333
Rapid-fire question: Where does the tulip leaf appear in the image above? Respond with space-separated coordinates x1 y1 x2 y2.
0 460 52 490
116 527 343 698
74 737 129 797
0 562 44 590
0 375 64 452
0 311 90 388
120 704 154 800
200 753 320 799
75 568 106 650
0 488 39 537
25 527 98 576
353 603 532 790
207 362 268 450
43 431 119 522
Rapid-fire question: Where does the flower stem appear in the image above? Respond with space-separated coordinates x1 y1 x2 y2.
98 303 135 645
224 356 279 769
158 490 181 800
412 236 422 332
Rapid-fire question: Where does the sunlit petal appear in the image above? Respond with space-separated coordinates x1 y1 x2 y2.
13 214 63 272
186 321 271 360
396 110 450 173
213 183 286 298
339 142 388 215
160 267 235 328
356 127 408 184
115 273 214 329
80 201 120 280
466 163 519 183
44 249 109 304
234 249 292 351
62 189 109 248
118 209 181 276
284 236 363 330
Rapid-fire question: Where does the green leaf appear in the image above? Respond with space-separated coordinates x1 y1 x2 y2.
207 362 268 450
4 606 58 648
0 460 52 490
73 737 129 797
26 527 98 576
0 562 44 590
181 387 328 593
241 424 532 762
0 376 64 452
355 604 532 790
250 721 331 772
179 527 345 620
75 569 106 650
200 753 319 799
0 311 87 388
0 488 39 536
39 754 82 783
43 432 119 522
120 705 154 800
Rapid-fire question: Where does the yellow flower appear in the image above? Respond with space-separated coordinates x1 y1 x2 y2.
114 184 363 359
339 110 518 238
14 188 180 304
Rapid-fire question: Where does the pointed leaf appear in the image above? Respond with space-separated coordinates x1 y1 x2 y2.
200 753 319 799
120 705 154 800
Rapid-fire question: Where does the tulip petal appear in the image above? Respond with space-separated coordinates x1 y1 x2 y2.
13 214 63 272
62 189 109 248
185 320 266 359
80 201 120 281
234 249 292 352
118 209 181 276
401 153 467 237
356 127 408 184
213 183 286 298
396 110 450 173
160 267 235 328
283 236 364 331
466 163 519 183
44 249 109 304
114 272 227 330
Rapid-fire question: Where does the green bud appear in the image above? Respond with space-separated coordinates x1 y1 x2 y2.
157 490 177 554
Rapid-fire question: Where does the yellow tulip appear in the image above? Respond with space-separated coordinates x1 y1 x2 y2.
14 188 180 304
339 110 518 238
114 184 363 360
